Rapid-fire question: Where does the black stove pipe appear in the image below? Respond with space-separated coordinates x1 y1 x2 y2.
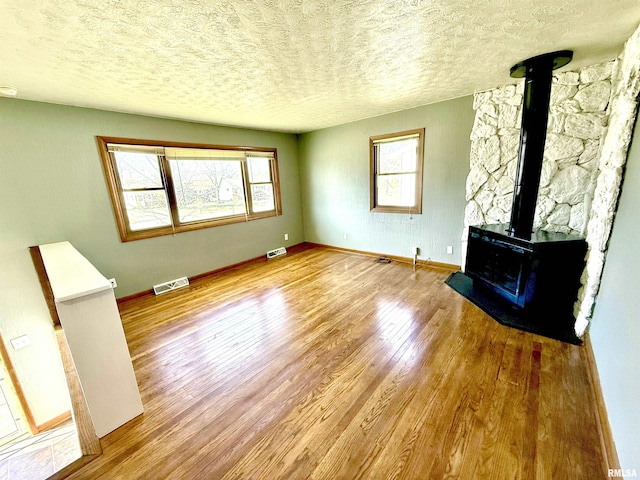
508 50 573 239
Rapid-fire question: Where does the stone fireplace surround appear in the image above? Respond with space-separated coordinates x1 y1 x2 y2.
462 24 640 337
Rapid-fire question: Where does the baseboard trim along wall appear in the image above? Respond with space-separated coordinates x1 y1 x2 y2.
116 243 309 305
117 242 458 305
303 242 460 271
36 410 72 433
584 335 621 474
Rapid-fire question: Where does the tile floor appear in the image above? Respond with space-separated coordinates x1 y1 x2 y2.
0 421 81 480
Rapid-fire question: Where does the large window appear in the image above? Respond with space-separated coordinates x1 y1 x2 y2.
370 128 424 214
97 137 281 241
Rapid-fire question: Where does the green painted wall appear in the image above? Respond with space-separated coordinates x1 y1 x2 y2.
590 113 640 471
0 98 303 424
298 96 474 264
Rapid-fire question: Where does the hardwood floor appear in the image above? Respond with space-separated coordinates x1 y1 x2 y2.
67 246 606 479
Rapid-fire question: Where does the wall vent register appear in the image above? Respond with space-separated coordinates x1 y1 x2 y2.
266 247 287 259
153 277 189 295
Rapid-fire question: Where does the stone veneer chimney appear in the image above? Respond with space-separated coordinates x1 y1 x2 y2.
462 23 640 336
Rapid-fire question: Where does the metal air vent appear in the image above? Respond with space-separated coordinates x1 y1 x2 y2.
153 276 189 295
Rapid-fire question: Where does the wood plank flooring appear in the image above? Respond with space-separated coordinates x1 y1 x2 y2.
67 246 607 479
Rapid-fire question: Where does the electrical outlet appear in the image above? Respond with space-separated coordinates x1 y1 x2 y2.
284 233 289 241
343 233 348 240
413 247 419 255
109 278 117 288
11 335 31 351
447 245 453 255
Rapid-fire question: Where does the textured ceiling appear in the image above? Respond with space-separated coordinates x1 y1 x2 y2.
1 1 639 133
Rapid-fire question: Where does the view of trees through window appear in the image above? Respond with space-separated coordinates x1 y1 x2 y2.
100 138 281 241
114 151 171 231
170 159 246 222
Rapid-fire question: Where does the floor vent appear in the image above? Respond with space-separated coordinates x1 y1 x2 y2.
153 277 189 295
266 247 287 259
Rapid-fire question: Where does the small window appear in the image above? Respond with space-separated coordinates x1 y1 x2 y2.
370 128 424 213
247 155 276 213
97 137 282 242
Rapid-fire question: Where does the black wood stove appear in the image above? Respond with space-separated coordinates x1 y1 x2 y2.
447 51 587 344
